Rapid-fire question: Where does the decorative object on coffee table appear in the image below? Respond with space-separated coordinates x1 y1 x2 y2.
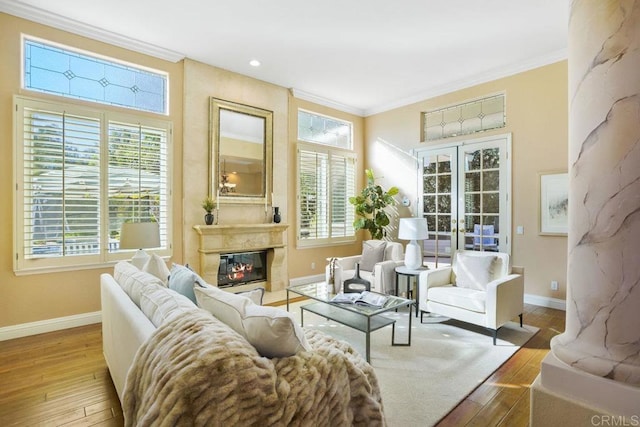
273 206 281 223
202 196 215 225
343 263 371 293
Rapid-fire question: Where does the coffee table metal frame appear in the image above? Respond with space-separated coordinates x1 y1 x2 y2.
287 282 413 363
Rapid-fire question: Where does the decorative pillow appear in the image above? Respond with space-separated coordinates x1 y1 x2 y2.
243 305 312 358
194 286 252 337
359 240 387 272
113 261 165 307
454 253 497 291
142 254 171 285
194 286 311 358
139 283 197 327
236 287 265 305
168 264 206 304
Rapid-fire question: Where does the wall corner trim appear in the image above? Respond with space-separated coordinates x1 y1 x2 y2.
0 311 102 342
524 293 566 311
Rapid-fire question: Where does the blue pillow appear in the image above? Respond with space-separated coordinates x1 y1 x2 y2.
168 264 206 304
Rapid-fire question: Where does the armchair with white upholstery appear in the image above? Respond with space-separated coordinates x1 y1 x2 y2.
326 240 404 294
417 250 524 344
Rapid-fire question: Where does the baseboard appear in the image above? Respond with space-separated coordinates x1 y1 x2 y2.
524 293 566 311
289 274 325 287
0 311 102 341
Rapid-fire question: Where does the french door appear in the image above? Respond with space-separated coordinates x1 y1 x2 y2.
416 134 511 264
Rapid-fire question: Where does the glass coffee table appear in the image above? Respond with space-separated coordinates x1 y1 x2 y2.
287 282 413 363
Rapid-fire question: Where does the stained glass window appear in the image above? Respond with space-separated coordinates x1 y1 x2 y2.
24 39 168 114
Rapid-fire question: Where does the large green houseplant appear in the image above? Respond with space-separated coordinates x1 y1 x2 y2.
349 169 399 239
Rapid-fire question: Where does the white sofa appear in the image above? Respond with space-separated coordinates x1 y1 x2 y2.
327 240 404 294
101 260 385 425
417 251 524 344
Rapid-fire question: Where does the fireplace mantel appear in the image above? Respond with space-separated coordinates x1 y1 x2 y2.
193 224 288 291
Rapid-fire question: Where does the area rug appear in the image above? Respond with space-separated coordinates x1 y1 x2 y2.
287 302 538 427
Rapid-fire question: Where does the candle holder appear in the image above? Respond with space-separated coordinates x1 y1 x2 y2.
273 206 281 224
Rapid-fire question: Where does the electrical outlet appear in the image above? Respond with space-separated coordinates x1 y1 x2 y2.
311 262 315 270
551 280 559 291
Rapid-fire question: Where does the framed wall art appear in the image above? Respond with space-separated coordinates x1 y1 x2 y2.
539 171 568 236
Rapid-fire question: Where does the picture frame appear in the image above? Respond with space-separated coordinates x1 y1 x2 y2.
539 171 568 236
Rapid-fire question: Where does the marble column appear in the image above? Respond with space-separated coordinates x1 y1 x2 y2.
531 1 640 423
552 0 640 387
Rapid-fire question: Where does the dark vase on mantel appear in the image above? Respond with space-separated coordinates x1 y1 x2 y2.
204 211 214 225
273 206 281 224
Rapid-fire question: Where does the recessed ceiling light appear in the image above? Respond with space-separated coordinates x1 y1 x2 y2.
249 59 261 67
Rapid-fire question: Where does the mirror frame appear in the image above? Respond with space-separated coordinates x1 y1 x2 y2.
209 97 273 205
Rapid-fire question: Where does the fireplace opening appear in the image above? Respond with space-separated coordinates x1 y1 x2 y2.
218 250 267 288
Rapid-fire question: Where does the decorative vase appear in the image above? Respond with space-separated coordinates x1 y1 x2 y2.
204 211 214 225
343 263 371 293
273 206 281 223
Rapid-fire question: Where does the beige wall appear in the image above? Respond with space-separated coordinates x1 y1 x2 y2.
286 97 366 279
0 13 184 328
365 61 569 299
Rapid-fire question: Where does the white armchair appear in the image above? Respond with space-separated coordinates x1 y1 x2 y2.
326 240 404 294
417 250 524 344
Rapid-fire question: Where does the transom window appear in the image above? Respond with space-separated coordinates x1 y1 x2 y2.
297 109 353 149
23 37 168 115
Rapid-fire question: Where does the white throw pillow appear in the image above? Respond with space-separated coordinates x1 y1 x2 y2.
113 261 165 307
194 286 252 338
142 254 171 285
235 287 265 305
194 286 311 358
359 240 387 272
454 253 497 291
139 283 197 327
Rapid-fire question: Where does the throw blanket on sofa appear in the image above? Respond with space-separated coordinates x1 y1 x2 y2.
123 309 385 426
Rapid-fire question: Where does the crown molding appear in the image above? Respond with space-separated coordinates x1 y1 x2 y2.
290 88 365 117
0 0 185 62
363 48 568 117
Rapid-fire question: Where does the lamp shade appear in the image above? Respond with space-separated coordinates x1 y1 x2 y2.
119 222 160 249
398 218 429 241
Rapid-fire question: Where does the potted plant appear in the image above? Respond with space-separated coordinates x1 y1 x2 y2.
349 169 399 239
202 196 215 225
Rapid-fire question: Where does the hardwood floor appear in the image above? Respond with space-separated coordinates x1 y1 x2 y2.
0 303 564 427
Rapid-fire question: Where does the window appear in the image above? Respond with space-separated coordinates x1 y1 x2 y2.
298 109 353 149
23 37 168 115
297 111 355 246
14 96 171 273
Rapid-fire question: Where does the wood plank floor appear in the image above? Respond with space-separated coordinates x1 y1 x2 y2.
0 303 564 426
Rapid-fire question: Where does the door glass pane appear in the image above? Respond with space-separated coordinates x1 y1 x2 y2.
423 175 436 193
438 175 451 193
483 193 499 213
465 171 480 192
425 215 436 234
483 170 499 191
437 195 451 213
483 148 500 169
485 215 499 232
423 195 436 213
424 161 436 175
437 215 451 232
465 193 480 214
437 156 451 173
465 150 481 171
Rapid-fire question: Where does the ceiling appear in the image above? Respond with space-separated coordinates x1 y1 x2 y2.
1 0 569 116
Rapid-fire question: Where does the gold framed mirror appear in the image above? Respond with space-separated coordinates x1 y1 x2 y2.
209 97 273 204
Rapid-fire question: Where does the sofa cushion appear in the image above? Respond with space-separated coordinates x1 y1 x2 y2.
360 240 387 272
453 252 497 291
142 254 171 284
168 264 206 304
194 286 251 336
113 261 166 307
243 304 312 358
236 287 265 305
428 285 486 313
139 283 197 327
194 286 311 358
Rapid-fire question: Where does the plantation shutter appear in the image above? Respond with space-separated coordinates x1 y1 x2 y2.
22 106 101 258
108 121 169 249
330 153 356 238
298 148 329 240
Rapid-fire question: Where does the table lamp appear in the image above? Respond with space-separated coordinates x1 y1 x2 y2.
119 222 160 268
398 217 429 270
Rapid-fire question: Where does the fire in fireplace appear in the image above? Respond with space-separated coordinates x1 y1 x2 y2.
218 250 267 287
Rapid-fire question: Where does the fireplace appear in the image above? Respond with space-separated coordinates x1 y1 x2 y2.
218 250 267 288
